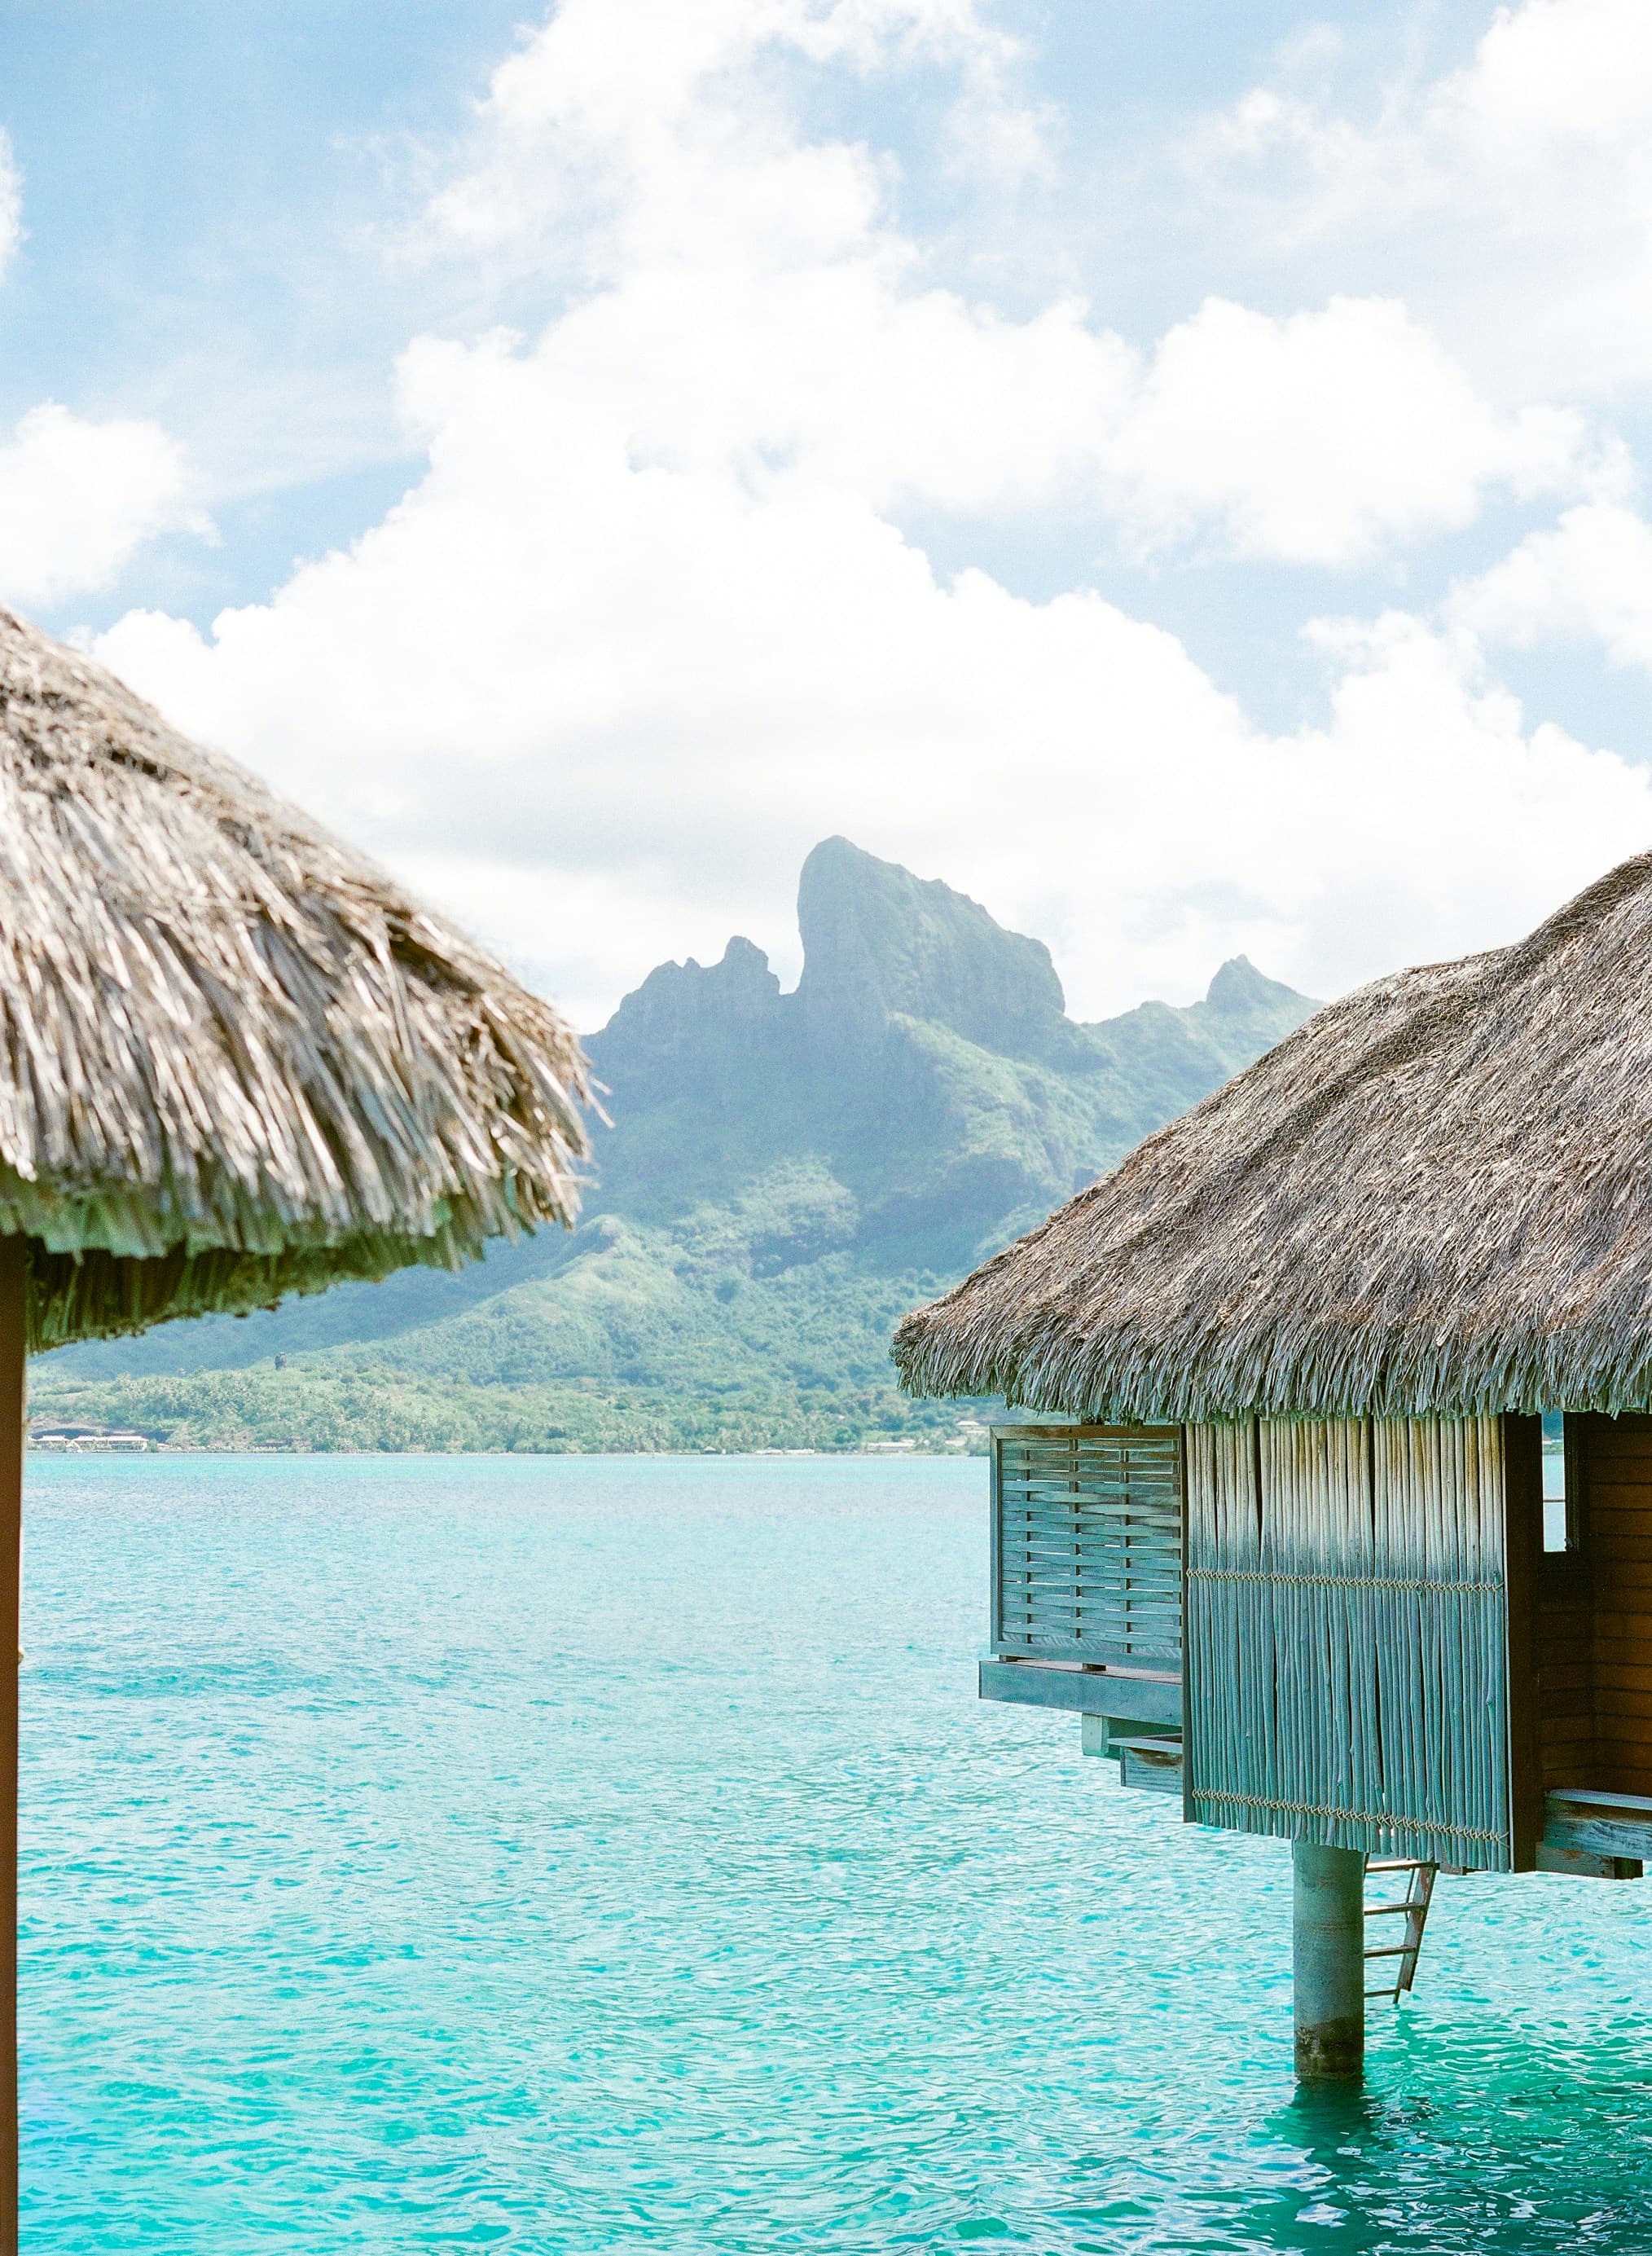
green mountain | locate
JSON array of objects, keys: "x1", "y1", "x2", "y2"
[{"x1": 33, "y1": 839, "x2": 1316, "y2": 1451}]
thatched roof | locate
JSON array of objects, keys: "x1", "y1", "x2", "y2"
[
  {"x1": 0, "y1": 607, "x2": 589, "y2": 1351},
  {"x1": 894, "y1": 851, "x2": 1652, "y2": 1422}
]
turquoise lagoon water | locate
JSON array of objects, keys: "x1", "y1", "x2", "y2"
[{"x1": 18, "y1": 1451, "x2": 1652, "y2": 2252}]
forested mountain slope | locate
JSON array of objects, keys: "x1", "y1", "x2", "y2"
[{"x1": 36, "y1": 840, "x2": 1316, "y2": 1450}]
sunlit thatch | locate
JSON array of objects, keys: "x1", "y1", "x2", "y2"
[
  {"x1": 894, "y1": 851, "x2": 1652, "y2": 1421},
  {"x1": 0, "y1": 608, "x2": 589, "y2": 1349}
]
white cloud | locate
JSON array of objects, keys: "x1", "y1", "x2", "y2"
[
  {"x1": 425, "y1": 0, "x2": 1045, "y2": 259},
  {"x1": 1107, "y1": 295, "x2": 1603, "y2": 565},
  {"x1": 1206, "y1": 0, "x2": 1652, "y2": 222},
  {"x1": 92, "y1": 385, "x2": 1652, "y2": 1031},
  {"x1": 1449, "y1": 0, "x2": 1652, "y2": 167},
  {"x1": 86, "y1": 0, "x2": 1652, "y2": 1029},
  {"x1": 0, "y1": 132, "x2": 20, "y2": 280},
  {"x1": 1453, "y1": 502, "x2": 1652, "y2": 673},
  {"x1": 444, "y1": 274, "x2": 1591, "y2": 566},
  {"x1": 1201, "y1": 0, "x2": 1652, "y2": 396},
  {"x1": 408, "y1": 3, "x2": 1601, "y2": 565},
  {"x1": 0, "y1": 402, "x2": 206, "y2": 609}
]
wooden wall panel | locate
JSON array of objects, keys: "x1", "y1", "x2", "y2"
[
  {"x1": 1524, "y1": 1404, "x2": 1597, "y2": 1791},
  {"x1": 1570, "y1": 1415, "x2": 1652, "y2": 1796}
]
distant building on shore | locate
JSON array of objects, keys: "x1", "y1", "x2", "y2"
[{"x1": 29, "y1": 1427, "x2": 152, "y2": 1453}]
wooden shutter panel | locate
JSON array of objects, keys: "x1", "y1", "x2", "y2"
[{"x1": 992, "y1": 1424, "x2": 1183, "y2": 1669}]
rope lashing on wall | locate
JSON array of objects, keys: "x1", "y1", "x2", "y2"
[
  {"x1": 1190, "y1": 1789, "x2": 1505, "y2": 1845},
  {"x1": 1186, "y1": 1568, "x2": 1504, "y2": 1595}
]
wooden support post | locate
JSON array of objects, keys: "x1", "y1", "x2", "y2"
[
  {"x1": 1292, "y1": 1843, "x2": 1364, "y2": 2082},
  {"x1": 0, "y1": 1239, "x2": 22, "y2": 2251},
  {"x1": 1501, "y1": 1414, "x2": 1543, "y2": 1871}
]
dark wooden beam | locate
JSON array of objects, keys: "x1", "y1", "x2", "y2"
[
  {"x1": 978, "y1": 1657, "x2": 1182, "y2": 1725},
  {"x1": 1544, "y1": 1788, "x2": 1652, "y2": 1862},
  {"x1": 1503, "y1": 1414, "x2": 1544, "y2": 1871},
  {"x1": 1535, "y1": 1843, "x2": 1641, "y2": 1880}
]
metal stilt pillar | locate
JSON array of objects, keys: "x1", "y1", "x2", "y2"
[{"x1": 1292, "y1": 1843, "x2": 1364, "y2": 2082}]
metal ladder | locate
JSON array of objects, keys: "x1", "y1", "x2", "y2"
[{"x1": 1363, "y1": 1857, "x2": 1437, "y2": 2002}]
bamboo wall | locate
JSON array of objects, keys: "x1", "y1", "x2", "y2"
[{"x1": 1184, "y1": 1417, "x2": 1514, "y2": 1871}]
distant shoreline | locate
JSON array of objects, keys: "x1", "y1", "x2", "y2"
[{"x1": 26, "y1": 1437, "x2": 990, "y2": 1460}]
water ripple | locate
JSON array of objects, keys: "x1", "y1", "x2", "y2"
[{"x1": 17, "y1": 1453, "x2": 1652, "y2": 2250}]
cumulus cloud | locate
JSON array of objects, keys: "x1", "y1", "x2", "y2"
[
  {"x1": 426, "y1": 0, "x2": 1047, "y2": 257},
  {"x1": 1201, "y1": 0, "x2": 1652, "y2": 395},
  {"x1": 0, "y1": 402, "x2": 205, "y2": 609},
  {"x1": 1206, "y1": 0, "x2": 1652, "y2": 225},
  {"x1": 0, "y1": 133, "x2": 20, "y2": 280},
  {"x1": 93, "y1": 360, "x2": 1652, "y2": 1030},
  {"x1": 88, "y1": 0, "x2": 1652, "y2": 1027},
  {"x1": 1454, "y1": 503, "x2": 1652, "y2": 674},
  {"x1": 410, "y1": 0, "x2": 1593, "y2": 565},
  {"x1": 1106, "y1": 295, "x2": 1603, "y2": 565}
]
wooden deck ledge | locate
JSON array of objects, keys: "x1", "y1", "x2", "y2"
[{"x1": 1542, "y1": 1788, "x2": 1652, "y2": 1870}]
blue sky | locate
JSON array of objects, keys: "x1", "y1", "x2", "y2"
[{"x1": 4, "y1": 1, "x2": 1651, "y2": 1026}]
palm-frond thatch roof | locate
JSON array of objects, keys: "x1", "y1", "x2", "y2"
[
  {"x1": 894, "y1": 851, "x2": 1652, "y2": 1422},
  {"x1": 0, "y1": 607, "x2": 589, "y2": 1350}
]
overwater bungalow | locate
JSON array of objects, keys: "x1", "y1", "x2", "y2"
[
  {"x1": 0, "y1": 607, "x2": 590, "y2": 2249},
  {"x1": 894, "y1": 852, "x2": 1652, "y2": 2080}
]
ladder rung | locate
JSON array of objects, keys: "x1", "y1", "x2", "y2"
[{"x1": 1363, "y1": 1855, "x2": 1436, "y2": 2001}]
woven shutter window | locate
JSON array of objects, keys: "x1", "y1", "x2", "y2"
[{"x1": 992, "y1": 1424, "x2": 1183, "y2": 1669}]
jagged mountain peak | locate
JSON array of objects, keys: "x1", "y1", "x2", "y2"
[
  {"x1": 582, "y1": 838, "x2": 1318, "y2": 1264},
  {"x1": 794, "y1": 837, "x2": 1065, "y2": 1059},
  {"x1": 1205, "y1": 954, "x2": 1305, "y2": 1019},
  {"x1": 42, "y1": 840, "x2": 1322, "y2": 1449},
  {"x1": 596, "y1": 837, "x2": 1073, "y2": 1071},
  {"x1": 595, "y1": 932, "x2": 783, "y2": 1066}
]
